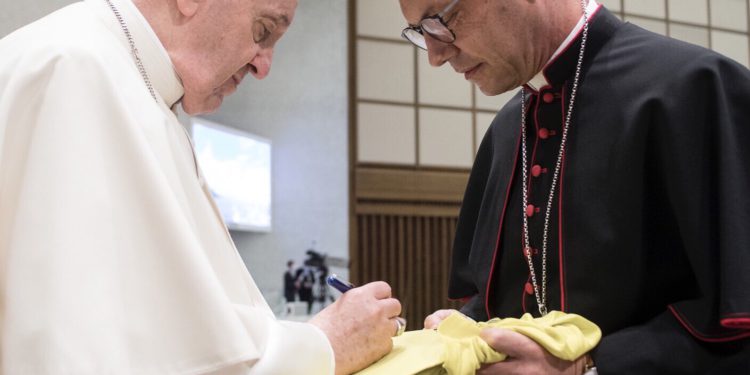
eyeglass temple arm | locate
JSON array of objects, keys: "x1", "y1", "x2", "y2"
[{"x1": 439, "y1": 0, "x2": 461, "y2": 17}]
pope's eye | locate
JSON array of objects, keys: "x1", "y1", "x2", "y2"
[{"x1": 253, "y1": 21, "x2": 271, "y2": 43}]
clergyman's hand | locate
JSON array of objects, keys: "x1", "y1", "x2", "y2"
[
  {"x1": 423, "y1": 309, "x2": 458, "y2": 329},
  {"x1": 309, "y1": 281, "x2": 401, "y2": 375},
  {"x1": 477, "y1": 328, "x2": 588, "y2": 375}
]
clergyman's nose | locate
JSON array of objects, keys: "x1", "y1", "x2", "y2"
[{"x1": 424, "y1": 35, "x2": 454, "y2": 67}]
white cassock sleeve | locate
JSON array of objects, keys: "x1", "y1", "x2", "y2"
[{"x1": 0, "y1": 12, "x2": 334, "y2": 375}]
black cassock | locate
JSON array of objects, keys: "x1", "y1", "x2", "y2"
[{"x1": 450, "y1": 7, "x2": 750, "y2": 374}]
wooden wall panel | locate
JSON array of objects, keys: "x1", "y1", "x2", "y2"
[
  {"x1": 351, "y1": 166, "x2": 469, "y2": 330},
  {"x1": 356, "y1": 166, "x2": 469, "y2": 203},
  {"x1": 352, "y1": 213, "x2": 463, "y2": 330}
]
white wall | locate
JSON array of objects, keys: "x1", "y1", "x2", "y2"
[
  {"x1": 0, "y1": 0, "x2": 73, "y2": 37},
  {"x1": 2, "y1": 0, "x2": 350, "y2": 312},
  {"x1": 201, "y1": 0, "x2": 350, "y2": 307}
]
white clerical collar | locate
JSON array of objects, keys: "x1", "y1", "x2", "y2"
[
  {"x1": 526, "y1": 0, "x2": 601, "y2": 91},
  {"x1": 86, "y1": 0, "x2": 184, "y2": 108}
]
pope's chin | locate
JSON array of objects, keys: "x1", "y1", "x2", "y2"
[{"x1": 180, "y1": 93, "x2": 224, "y2": 115}]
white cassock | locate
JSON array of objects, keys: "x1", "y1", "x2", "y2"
[{"x1": 0, "y1": 0, "x2": 334, "y2": 373}]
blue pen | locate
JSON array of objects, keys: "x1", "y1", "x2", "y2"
[
  {"x1": 326, "y1": 274, "x2": 407, "y2": 335},
  {"x1": 326, "y1": 274, "x2": 355, "y2": 293}
]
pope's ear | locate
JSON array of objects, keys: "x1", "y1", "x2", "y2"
[{"x1": 175, "y1": 0, "x2": 202, "y2": 17}]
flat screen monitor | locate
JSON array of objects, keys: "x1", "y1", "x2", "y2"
[{"x1": 191, "y1": 118, "x2": 272, "y2": 232}]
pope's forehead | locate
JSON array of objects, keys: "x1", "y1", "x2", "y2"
[
  {"x1": 253, "y1": 0, "x2": 297, "y2": 23},
  {"x1": 254, "y1": 0, "x2": 297, "y2": 13}
]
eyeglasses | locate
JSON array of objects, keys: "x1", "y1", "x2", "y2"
[{"x1": 401, "y1": 0, "x2": 461, "y2": 50}]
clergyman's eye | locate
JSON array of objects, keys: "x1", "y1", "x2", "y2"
[{"x1": 253, "y1": 21, "x2": 271, "y2": 43}]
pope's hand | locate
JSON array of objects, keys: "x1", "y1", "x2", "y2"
[
  {"x1": 477, "y1": 327, "x2": 587, "y2": 375},
  {"x1": 423, "y1": 309, "x2": 459, "y2": 329},
  {"x1": 309, "y1": 281, "x2": 401, "y2": 375}
]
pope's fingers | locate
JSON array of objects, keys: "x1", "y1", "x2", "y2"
[
  {"x1": 377, "y1": 296, "x2": 402, "y2": 318},
  {"x1": 392, "y1": 317, "x2": 407, "y2": 336},
  {"x1": 359, "y1": 281, "x2": 393, "y2": 299}
]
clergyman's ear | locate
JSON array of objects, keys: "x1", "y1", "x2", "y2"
[{"x1": 175, "y1": 0, "x2": 201, "y2": 17}]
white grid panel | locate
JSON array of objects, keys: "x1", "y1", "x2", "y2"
[
  {"x1": 418, "y1": 109, "x2": 474, "y2": 168},
  {"x1": 615, "y1": 0, "x2": 750, "y2": 67},
  {"x1": 668, "y1": 0, "x2": 708, "y2": 25},
  {"x1": 357, "y1": 40, "x2": 414, "y2": 103},
  {"x1": 357, "y1": 103, "x2": 416, "y2": 165},
  {"x1": 417, "y1": 52, "x2": 473, "y2": 107},
  {"x1": 711, "y1": 0, "x2": 749, "y2": 32}
]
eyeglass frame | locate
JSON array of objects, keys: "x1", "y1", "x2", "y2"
[{"x1": 401, "y1": 0, "x2": 462, "y2": 50}]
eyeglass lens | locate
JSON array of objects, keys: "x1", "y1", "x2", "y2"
[
  {"x1": 403, "y1": 28, "x2": 427, "y2": 49},
  {"x1": 421, "y1": 18, "x2": 454, "y2": 42}
]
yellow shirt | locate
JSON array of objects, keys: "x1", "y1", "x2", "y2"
[{"x1": 357, "y1": 311, "x2": 601, "y2": 375}]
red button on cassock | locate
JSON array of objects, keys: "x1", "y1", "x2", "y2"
[
  {"x1": 542, "y1": 92, "x2": 554, "y2": 103},
  {"x1": 531, "y1": 165, "x2": 542, "y2": 177},
  {"x1": 525, "y1": 282, "x2": 534, "y2": 295},
  {"x1": 526, "y1": 204, "x2": 535, "y2": 217},
  {"x1": 538, "y1": 128, "x2": 550, "y2": 139}
]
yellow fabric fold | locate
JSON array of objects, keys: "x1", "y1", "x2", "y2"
[{"x1": 356, "y1": 311, "x2": 601, "y2": 375}]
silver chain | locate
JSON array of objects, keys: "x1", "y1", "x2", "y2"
[
  {"x1": 520, "y1": 0, "x2": 589, "y2": 316},
  {"x1": 104, "y1": 0, "x2": 158, "y2": 102}
]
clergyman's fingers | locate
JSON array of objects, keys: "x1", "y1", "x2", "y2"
[
  {"x1": 480, "y1": 328, "x2": 536, "y2": 359},
  {"x1": 423, "y1": 309, "x2": 456, "y2": 329}
]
